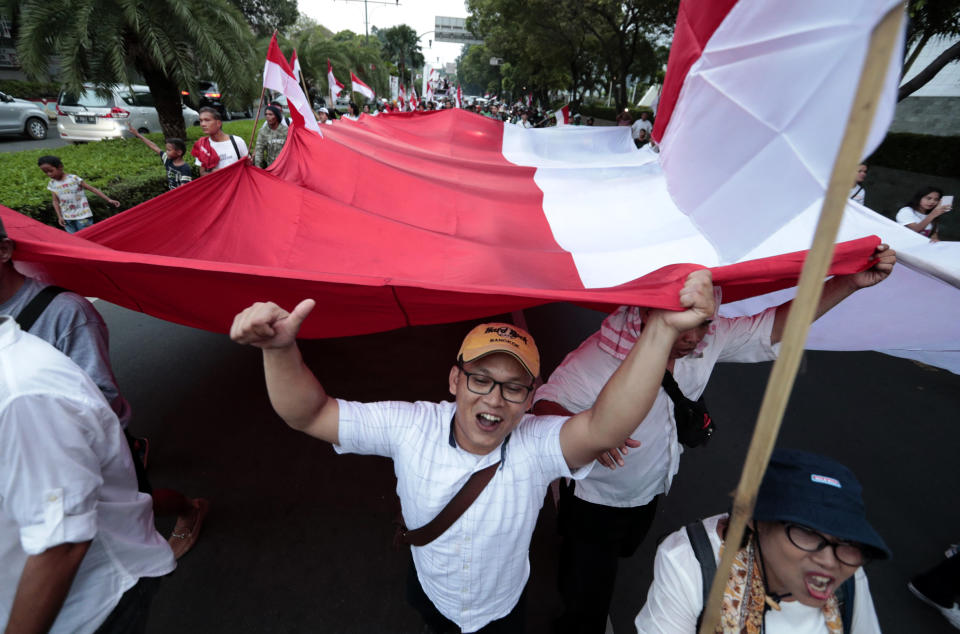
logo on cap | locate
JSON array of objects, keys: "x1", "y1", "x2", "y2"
[{"x1": 811, "y1": 474, "x2": 841, "y2": 488}]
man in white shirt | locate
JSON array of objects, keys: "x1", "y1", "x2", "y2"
[
  {"x1": 631, "y1": 111, "x2": 653, "y2": 146},
  {"x1": 194, "y1": 107, "x2": 248, "y2": 176},
  {"x1": 534, "y1": 244, "x2": 896, "y2": 634},
  {"x1": 0, "y1": 317, "x2": 175, "y2": 633},
  {"x1": 230, "y1": 270, "x2": 716, "y2": 633},
  {"x1": 634, "y1": 449, "x2": 888, "y2": 633}
]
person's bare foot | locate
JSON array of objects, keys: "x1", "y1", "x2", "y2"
[{"x1": 168, "y1": 498, "x2": 209, "y2": 560}]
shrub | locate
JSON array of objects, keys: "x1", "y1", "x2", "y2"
[
  {"x1": 0, "y1": 120, "x2": 254, "y2": 223},
  {"x1": 867, "y1": 132, "x2": 960, "y2": 179},
  {"x1": 576, "y1": 105, "x2": 653, "y2": 123},
  {"x1": 0, "y1": 80, "x2": 60, "y2": 100}
]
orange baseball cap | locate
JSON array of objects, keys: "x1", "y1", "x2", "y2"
[{"x1": 458, "y1": 322, "x2": 540, "y2": 379}]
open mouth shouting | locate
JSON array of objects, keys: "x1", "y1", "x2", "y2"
[
  {"x1": 804, "y1": 573, "x2": 836, "y2": 601},
  {"x1": 476, "y1": 412, "x2": 503, "y2": 432}
]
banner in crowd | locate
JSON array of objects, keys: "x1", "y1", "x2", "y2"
[{"x1": 390, "y1": 76, "x2": 399, "y2": 101}]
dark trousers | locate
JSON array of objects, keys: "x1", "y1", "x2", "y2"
[
  {"x1": 406, "y1": 556, "x2": 527, "y2": 633},
  {"x1": 555, "y1": 482, "x2": 659, "y2": 634},
  {"x1": 94, "y1": 576, "x2": 162, "y2": 634}
]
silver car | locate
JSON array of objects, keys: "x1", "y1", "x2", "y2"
[
  {"x1": 57, "y1": 84, "x2": 200, "y2": 142},
  {"x1": 0, "y1": 91, "x2": 49, "y2": 139}
]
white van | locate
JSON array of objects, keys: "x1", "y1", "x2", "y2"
[{"x1": 57, "y1": 84, "x2": 200, "y2": 142}]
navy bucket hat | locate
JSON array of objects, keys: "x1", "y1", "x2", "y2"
[{"x1": 754, "y1": 449, "x2": 891, "y2": 560}]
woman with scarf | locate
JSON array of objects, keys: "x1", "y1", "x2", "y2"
[
  {"x1": 634, "y1": 449, "x2": 888, "y2": 633},
  {"x1": 192, "y1": 107, "x2": 249, "y2": 176}
]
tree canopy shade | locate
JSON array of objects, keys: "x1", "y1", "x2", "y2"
[
  {"x1": 374, "y1": 24, "x2": 424, "y2": 88},
  {"x1": 228, "y1": 0, "x2": 298, "y2": 37},
  {"x1": 467, "y1": 0, "x2": 675, "y2": 109},
  {"x1": 899, "y1": 0, "x2": 960, "y2": 100},
  {"x1": 13, "y1": 0, "x2": 258, "y2": 139}
]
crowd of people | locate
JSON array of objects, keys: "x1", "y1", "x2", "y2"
[{"x1": 8, "y1": 89, "x2": 958, "y2": 633}]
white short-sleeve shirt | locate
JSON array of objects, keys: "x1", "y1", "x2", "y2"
[
  {"x1": 195, "y1": 135, "x2": 248, "y2": 171},
  {"x1": 334, "y1": 398, "x2": 592, "y2": 632},
  {"x1": 895, "y1": 206, "x2": 932, "y2": 236},
  {"x1": 0, "y1": 317, "x2": 174, "y2": 633},
  {"x1": 634, "y1": 514, "x2": 882, "y2": 633},
  {"x1": 535, "y1": 308, "x2": 780, "y2": 507}
]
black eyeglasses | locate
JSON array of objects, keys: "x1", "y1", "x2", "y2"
[
  {"x1": 783, "y1": 524, "x2": 868, "y2": 567},
  {"x1": 457, "y1": 364, "x2": 534, "y2": 404}
]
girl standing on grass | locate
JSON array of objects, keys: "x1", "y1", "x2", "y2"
[
  {"x1": 37, "y1": 155, "x2": 120, "y2": 233},
  {"x1": 128, "y1": 125, "x2": 194, "y2": 189}
]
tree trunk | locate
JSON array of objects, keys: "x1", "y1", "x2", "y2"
[
  {"x1": 898, "y1": 39, "x2": 960, "y2": 101},
  {"x1": 138, "y1": 61, "x2": 187, "y2": 139}
]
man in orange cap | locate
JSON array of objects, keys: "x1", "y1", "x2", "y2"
[{"x1": 229, "y1": 269, "x2": 715, "y2": 633}]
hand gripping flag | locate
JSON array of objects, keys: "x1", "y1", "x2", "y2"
[
  {"x1": 262, "y1": 34, "x2": 320, "y2": 133},
  {"x1": 350, "y1": 72, "x2": 375, "y2": 101},
  {"x1": 327, "y1": 59, "x2": 345, "y2": 98}
]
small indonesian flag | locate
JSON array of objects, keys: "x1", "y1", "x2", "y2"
[
  {"x1": 554, "y1": 104, "x2": 571, "y2": 126},
  {"x1": 262, "y1": 33, "x2": 320, "y2": 133},
  {"x1": 351, "y1": 72, "x2": 375, "y2": 101},
  {"x1": 409, "y1": 87, "x2": 418, "y2": 110},
  {"x1": 398, "y1": 84, "x2": 405, "y2": 110},
  {"x1": 290, "y1": 49, "x2": 301, "y2": 80},
  {"x1": 327, "y1": 59, "x2": 344, "y2": 98},
  {"x1": 456, "y1": 85, "x2": 462, "y2": 108}
]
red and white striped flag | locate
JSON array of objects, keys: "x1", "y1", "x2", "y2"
[
  {"x1": 327, "y1": 59, "x2": 344, "y2": 98},
  {"x1": 290, "y1": 49, "x2": 301, "y2": 80},
  {"x1": 398, "y1": 84, "x2": 405, "y2": 110},
  {"x1": 456, "y1": 85, "x2": 462, "y2": 109},
  {"x1": 350, "y1": 72, "x2": 375, "y2": 101},
  {"x1": 526, "y1": 93, "x2": 532, "y2": 108},
  {"x1": 409, "y1": 87, "x2": 419, "y2": 110},
  {"x1": 553, "y1": 104, "x2": 571, "y2": 126},
  {"x1": 262, "y1": 33, "x2": 320, "y2": 133}
]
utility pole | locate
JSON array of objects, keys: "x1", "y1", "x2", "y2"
[{"x1": 334, "y1": 0, "x2": 400, "y2": 42}]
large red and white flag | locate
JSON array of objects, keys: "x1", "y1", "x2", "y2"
[
  {"x1": 5, "y1": 0, "x2": 956, "y2": 373},
  {"x1": 327, "y1": 59, "x2": 344, "y2": 98},
  {"x1": 262, "y1": 34, "x2": 320, "y2": 133},
  {"x1": 653, "y1": 0, "x2": 904, "y2": 262},
  {"x1": 350, "y1": 72, "x2": 375, "y2": 101},
  {"x1": 553, "y1": 104, "x2": 571, "y2": 126}
]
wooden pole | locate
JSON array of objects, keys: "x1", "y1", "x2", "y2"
[
  {"x1": 697, "y1": 5, "x2": 905, "y2": 632},
  {"x1": 247, "y1": 84, "x2": 268, "y2": 155}
]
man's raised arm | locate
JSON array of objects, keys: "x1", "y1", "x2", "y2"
[
  {"x1": 230, "y1": 299, "x2": 340, "y2": 443},
  {"x1": 559, "y1": 270, "x2": 716, "y2": 469}
]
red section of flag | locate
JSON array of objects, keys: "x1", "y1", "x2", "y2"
[
  {"x1": 652, "y1": 0, "x2": 738, "y2": 142},
  {"x1": 0, "y1": 110, "x2": 879, "y2": 339}
]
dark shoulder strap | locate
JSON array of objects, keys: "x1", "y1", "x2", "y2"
[
  {"x1": 837, "y1": 575, "x2": 856, "y2": 632},
  {"x1": 401, "y1": 461, "x2": 500, "y2": 547},
  {"x1": 661, "y1": 370, "x2": 686, "y2": 404},
  {"x1": 14, "y1": 286, "x2": 67, "y2": 331},
  {"x1": 687, "y1": 521, "x2": 717, "y2": 630},
  {"x1": 229, "y1": 135, "x2": 242, "y2": 159}
]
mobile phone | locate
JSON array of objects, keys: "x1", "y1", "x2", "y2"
[{"x1": 942, "y1": 195, "x2": 953, "y2": 209}]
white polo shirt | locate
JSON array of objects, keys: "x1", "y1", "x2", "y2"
[
  {"x1": 535, "y1": 307, "x2": 779, "y2": 507},
  {"x1": 334, "y1": 398, "x2": 592, "y2": 633},
  {"x1": 0, "y1": 317, "x2": 175, "y2": 633}
]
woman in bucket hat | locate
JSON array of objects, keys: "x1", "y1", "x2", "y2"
[{"x1": 635, "y1": 449, "x2": 889, "y2": 633}]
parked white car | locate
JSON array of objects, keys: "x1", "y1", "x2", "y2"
[
  {"x1": 57, "y1": 84, "x2": 200, "y2": 142},
  {"x1": 0, "y1": 91, "x2": 49, "y2": 139}
]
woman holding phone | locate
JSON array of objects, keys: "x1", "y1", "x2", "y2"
[{"x1": 896, "y1": 186, "x2": 951, "y2": 242}]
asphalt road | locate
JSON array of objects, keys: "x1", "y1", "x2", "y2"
[
  {"x1": 0, "y1": 132, "x2": 67, "y2": 153},
  {"x1": 92, "y1": 300, "x2": 959, "y2": 633}
]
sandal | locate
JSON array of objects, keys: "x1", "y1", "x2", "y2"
[{"x1": 168, "y1": 498, "x2": 209, "y2": 560}]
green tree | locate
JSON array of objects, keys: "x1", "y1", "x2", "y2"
[
  {"x1": 580, "y1": 0, "x2": 677, "y2": 111},
  {"x1": 13, "y1": 0, "x2": 257, "y2": 138},
  {"x1": 458, "y1": 44, "x2": 501, "y2": 96},
  {"x1": 899, "y1": 0, "x2": 960, "y2": 100},
  {"x1": 291, "y1": 27, "x2": 390, "y2": 104},
  {"x1": 375, "y1": 24, "x2": 424, "y2": 88},
  {"x1": 229, "y1": 0, "x2": 298, "y2": 37}
]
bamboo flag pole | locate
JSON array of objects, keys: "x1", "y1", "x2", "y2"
[
  {"x1": 247, "y1": 84, "x2": 267, "y2": 155},
  {"x1": 697, "y1": 5, "x2": 904, "y2": 633}
]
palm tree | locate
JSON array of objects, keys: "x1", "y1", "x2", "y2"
[
  {"x1": 375, "y1": 24, "x2": 424, "y2": 89},
  {"x1": 14, "y1": 0, "x2": 257, "y2": 138}
]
